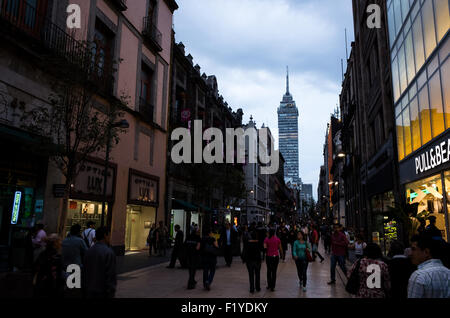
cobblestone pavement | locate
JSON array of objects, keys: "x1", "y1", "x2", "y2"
[{"x1": 116, "y1": 245, "x2": 351, "y2": 298}]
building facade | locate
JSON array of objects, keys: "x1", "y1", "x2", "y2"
[
  {"x1": 0, "y1": 0, "x2": 178, "y2": 261},
  {"x1": 167, "y1": 42, "x2": 245, "y2": 236},
  {"x1": 278, "y1": 68, "x2": 300, "y2": 185},
  {"x1": 388, "y1": 0, "x2": 450, "y2": 242}
]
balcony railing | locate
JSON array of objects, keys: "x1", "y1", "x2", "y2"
[
  {"x1": 139, "y1": 97, "x2": 154, "y2": 123},
  {"x1": 142, "y1": 17, "x2": 162, "y2": 52},
  {"x1": 0, "y1": 0, "x2": 114, "y2": 94}
]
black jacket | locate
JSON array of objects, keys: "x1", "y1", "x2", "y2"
[{"x1": 387, "y1": 256, "x2": 416, "y2": 298}]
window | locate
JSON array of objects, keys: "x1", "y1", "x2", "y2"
[
  {"x1": 428, "y1": 70, "x2": 445, "y2": 137},
  {"x1": 92, "y1": 20, "x2": 115, "y2": 77},
  {"x1": 140, "y1": 65, "x2": 153, "y2": 103},
  {"x1": 434, "y1": 0, "x2": 450, "y2": 42},
  {"x1": 396, "y1": 114, "x2": 405, "y2": 160},
  {"x1": 410, "y1": 96, "x2": 421, "y2": 151},
  {"x1": 422, "y1": 0, "x2": 437, "y2": 59},
  {"x1": 405, "y1": 30, "x2": 416, "y2": 84},
  {"x1": 412, "y1": 13, "x2": 426, "y2": 73},
  {"x1": 442, "y1": 57, "x2": 450, "y2": 129},
  {"x1": 418, "y1": 86, "x2": 432, "y2": 145},
  {"x1": 403, "y1": 107, "x2": 412, "y2": 155}
]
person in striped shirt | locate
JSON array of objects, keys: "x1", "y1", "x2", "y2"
[{"x1": 407, "y1": 234, "x2": 450, "y2": 298}]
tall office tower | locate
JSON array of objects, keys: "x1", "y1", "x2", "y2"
[{"x1": 278, "y1": 67, "x2": 300, "y2": 185}]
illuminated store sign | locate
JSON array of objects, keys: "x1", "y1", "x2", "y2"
[
  {"x1": 415, "y1": 139, "x2": 450, "y2": 175},
  {"x1": 11, "y1": 191, "x2": 22, "y2": 225}
]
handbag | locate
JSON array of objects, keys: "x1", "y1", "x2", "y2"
[
  {"x1": 345, "y1": 259, "x2": 361, "y2": 295},
  {"x1": 305, "y1": 248, "x2": 313, "y2": 262}
]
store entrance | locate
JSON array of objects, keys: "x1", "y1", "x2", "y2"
[{"x1": 125, "y1": 205, "x2": 156, "y2": 251}]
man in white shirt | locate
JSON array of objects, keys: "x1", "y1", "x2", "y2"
[
  {"x1": 82, "y1": 221, "x2": 96, "y2": 247},
  {"x1": 408, "y1": 235, "x2": 450, "y2": 298}
]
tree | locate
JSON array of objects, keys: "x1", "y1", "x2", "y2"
[{"x1": 20, "y1": 56, "x2": 129, "y2": 235}]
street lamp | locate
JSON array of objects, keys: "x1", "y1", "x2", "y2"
[
  {"x1": 244, "y1": 189, "x2": 254, "y2": 225},
  {"x1": 101, "y1": 119, "x2": 130, "y2": 227}
]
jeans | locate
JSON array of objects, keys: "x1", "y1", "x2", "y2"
[
  {"x1": 203, "y1": 262, "x2": 216, "y2": 286},
  {"x1": 295, "y1": 259, "x2": 309, "y2": 287},
  {"x1": 312, "y1": 244, "x2": 324, "y2": 261},
  {"x1": 246, "y1": 260, "x2": 261, "y2": 291},
  {"x1": 266, "y1": 256, "x2": 279, "y2": 289},
  {"x1": 330, "y1": 254, "x2": 347, "y2": 281}
]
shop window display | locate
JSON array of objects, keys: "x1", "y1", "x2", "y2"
[
  {"x1": 406, "y1": 174, "x2": 448, "y2": 241},
  {"x1": 66, "y1": 200, "x2": 108, "y2": 236},
  {"x1": 370, "y1": 191, "x2": 397, "y2": 255}
]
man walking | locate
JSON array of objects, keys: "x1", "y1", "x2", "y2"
[
  {"x1": 408, "y1": 234, "x2": 450, "y2": 298},
  {"x1": 328, "y1": 224, "x2": 349, "y2": 285},
  {"x1": 84, "y1": 227, "x2": 117, "y2": 298},
  {"x1": 82, "y1": 221, "x2": 96, "y2": 248},
  {"x1": 156, "y1": 221, "x2": 169, "y2": 257},
  {"x1": 219, "y1": 223, "x2": 237, "y2": 267},
  {"x1": 167, "y1": 224, "x2": 184, "y2": 268}
]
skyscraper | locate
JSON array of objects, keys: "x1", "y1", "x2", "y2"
[{"x1": 278, "y1": 67, "x2": 300, "y2": 185}]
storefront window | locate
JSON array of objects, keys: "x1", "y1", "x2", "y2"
[
  {"x1": 406, "y1": 174, "x2": 448, "y2": 241},
  {"x1": 443, "y1": 171, "x2": 450, "y2": 242},
  {"x1": 370, "y1": 192, "x2": 396, "y2": 255},
  {"x1": 66, "y1": 200, "x2": 108, "y2": 236},
  {"x1": 403, "y1": 107, "x2": 412, "y2": 155}
]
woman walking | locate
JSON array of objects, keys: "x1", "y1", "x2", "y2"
[
  {"x1": 201, "y1": 227, "x2": 219, "y2": 291},
  {"x1": 347, "y1": 243, "x2": 391, "y2": 298},
  {"x1": 293, "y1": 231, "x2": 312, "y2": 291},
  {"x1": 242, "y1": 229, "x2": 262, "y2": 293},
  {"x1": 351, "y1": 235, "x2": 367, "y2": 260},
  {"x1": 264, "y1": 228, "x2": 284, "y2": 292}
]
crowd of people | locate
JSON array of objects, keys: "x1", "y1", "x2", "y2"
[
  {"x1": 169, "y1": 220, "x2": 449, "y2": 298},
  {"x1": 28, "y1": 217, "x2": 450, "y2": 298},
  {"x1": 30, "y1": 223, "x2": 117, "y2": 298}
]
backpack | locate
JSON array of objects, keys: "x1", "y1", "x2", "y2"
[{"x1": 83, "y1": 229, "x2": 93, "y2": 247}]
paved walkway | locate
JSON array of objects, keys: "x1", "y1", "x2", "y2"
[{"x1": 116, "y1": 245, "x2": 350, "y2": 298}]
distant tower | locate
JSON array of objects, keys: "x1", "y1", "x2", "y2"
[{"x1": 277, "y1": 67, "x2": 300, "y2": 185}]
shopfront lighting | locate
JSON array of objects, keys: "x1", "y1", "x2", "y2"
[{"x1": 338, "y1": 152, "x2": 345, "y2": 158}]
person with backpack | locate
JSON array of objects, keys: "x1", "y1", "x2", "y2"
[
  {"x1": 201, "y1": 227, "x2": 219, "y2": 291},
  {"x1": 82, "y1": 221, "x2": 96, "y2": 248}
]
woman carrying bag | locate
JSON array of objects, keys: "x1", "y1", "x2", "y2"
[{"x1": 292, "y1": 231, "x2": 312, "y2": 292}]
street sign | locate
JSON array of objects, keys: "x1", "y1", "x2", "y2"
[
  {"x1": 53, "y1": 184, "x2": 66, "y2": 198},
  {"x1": 11, "y1": 191, "x2": 22, "y2": 225}
]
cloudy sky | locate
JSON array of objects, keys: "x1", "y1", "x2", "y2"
[{"x1": 173, "y1": 0, "x2": 354, "y2": 200}]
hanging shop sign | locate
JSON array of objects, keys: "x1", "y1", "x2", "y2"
[
  {"x1": 128, "y1": 169, "x2": 159, "y2": 206},
  {"x1": 11, "y1": 191, "x2": 22, "y2": 225},
  {"x1": 72, "y1": 160, "x2": 115, "y2": 198},
  {"x1": 399, "y1": 130, "x2": 450, "y2": 184}
]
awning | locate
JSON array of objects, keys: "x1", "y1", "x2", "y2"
[
  {"x1": 196, "y1": 203, "x2": 213, "y2": 213},
  {"x1": 172, "y1": 199, "x2": 198, "y2": 211}
]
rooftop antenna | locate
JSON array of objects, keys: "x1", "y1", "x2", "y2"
[{"x1": 286, "y1": 66, "x2": 290, "y2": 94}]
